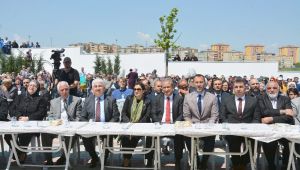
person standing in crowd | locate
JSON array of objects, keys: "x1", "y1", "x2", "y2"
[
  {"x1": 220, "y1": 77, "x2": 260, "y2": 170},
  {"x1": 42, "y1": 81, "x2": 82, "y2": 165},
  {"x1": 151, "y1": 78, "x2": 184, "y2": 170},
  {"x1": 258, "y1": 81, "x2": 294, "y2": 170},
  {"x1": 80, "y1": 79, "x2": 120, "y2": 168},
  {"x1": 120, "y1": 82, "x2": 152, "y2": 167},
  {"x1": 0, "y1": 78, "x2": 18, "y2": 113},
  {"x1": 147, "y1": 79, "x2": 162, "y2": 101},
  {"x1": 111, "y1": 77, "x2": 133, "y2": 100},
  {"x1": 246, "y1": 78, "x2": 263, "y2": 97},
  {"x1": 11, "y1": 80, "x2": 47, "y2": 163},
  {"x1": 55, "y1": 57, "x2": 80, "y2": 96},
  {"x1": 127, "y1": 68, "x2": 138, "y2": 89},
  {"x1": 183, "y1": 74, "x2": 219, "y2": 170},
  {"x1": 177, "y1": 79, "x2": 190, "y2": 97}
]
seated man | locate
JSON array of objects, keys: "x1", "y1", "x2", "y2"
[
  {"x1": 151, "y1": 78, "x2": 184, "y2": 170},
  {"x1": 258, "y1": 81, "x2": 294, "y2": 170},
  {"x1": 183, "y1": 74, "x2": 219, "y2": 170},
  {"x1": 41, "y1": 81, "x2": 82, "y2": 165},
  {"x1": 220, "y1": 77, "x2": 260, "y2": 170},
  {"x1": 80, "y1": 78, "x2": 120, "y2": 168}
]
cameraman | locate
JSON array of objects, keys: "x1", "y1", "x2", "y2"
[{"x1": 55, "y1": 57, "x2": 80, "y2": 96}]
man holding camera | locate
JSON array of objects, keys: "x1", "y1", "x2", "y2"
[{"x1": 55, "y1": 57, "x2": 80, "y2": 96}]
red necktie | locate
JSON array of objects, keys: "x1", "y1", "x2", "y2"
[
  {"x1": 238, "y1": 98, "x2": 243, "y2": 119},
  {"x1": 166, "y1": 97, "x2": 171, "y2": 124},
  {"x1": 96, "y1": 97, "x2": 101, "y2": 122}
]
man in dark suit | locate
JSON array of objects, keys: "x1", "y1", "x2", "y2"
[
  {"x1": 80, "y1": 78, "x2": 120, "y2": 168},
  {"x1": 220, "y1": 77, "x2": 261, "y2": 170},
  {"x1": 42, "y1": 81, "x2": 82, "y2": 165},
  {"x1": 258, "y1": 81, "x2": 294, "y2": 170},
  {"x1": 209, "y1": 78, "x2": 230, "y2": 122},
  {"x1": 147, "y1": 79, "x2": 162, "y2": 101},
  {"x1": 183, "y1": 74, "x2": 219, "y2": 170},
  {"x1": 151, "y1": 78, "x2": 184, "y2": 170}
]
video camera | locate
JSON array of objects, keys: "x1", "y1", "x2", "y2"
[{"x1": 50, "y1": 48, "x2": 65, "y2": 79}]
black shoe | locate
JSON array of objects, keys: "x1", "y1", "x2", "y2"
[
  {"x1": 162, "y1": 146, "x2": 170, "y2": 155},
  {"x1": 55, "y1": 156, "x2": 66, "y2": 165},
  {"x1": 88, "y1": 158, "x2": 99, "y2": 168},
  {"x1": 146, "y1": 158, "x2": 153, "y2": 167}
]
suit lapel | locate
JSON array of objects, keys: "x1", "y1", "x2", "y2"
[
  {"x1": 104, "y1": 96, "x2": 108, "y2": 122},
  {"x1": 90, "y1": 95, "x2": 96, "y2": 119},
  {"x1": 192, "y1": 92, "x2": 200, "y2": 115},
  {"x1": 67, "y1": 96, "x2": 73, "y2": 118},
  {"x1": 172, "y1": 94, "x2": 177, "y2": 120}
]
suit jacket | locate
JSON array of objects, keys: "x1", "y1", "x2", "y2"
[
  {"x1": 183, "y1": 91, "x2": 219, "y2": 123},
  {"x1": 121, "y1": 95, "x2": 151, "y2": 123},
  {"x1": 80, "y1": 94, "x2": 120, "y2": 122},
  {"x1": 258, "y1": 94, "x2": 294, "y2": 124},
  {"x1": 49, "y1": 95, "x2": 82, "y2": 121},
  {"x1": 220, "y1": 95, "x2": 261, "y2": 123},
  {"x1": 151, "y1": 93, "x2": 183, "y2": 123}
]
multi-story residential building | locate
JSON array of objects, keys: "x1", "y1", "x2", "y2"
[
  {"x1": 244, "y1": 44, "x2": 265, "y2": 61},
  {"x1": 279, "y1": 45, "x2": 300, "y2": 64},
  {"x1": 210, "y1": 43, "x2": 230, "y2": 61}
]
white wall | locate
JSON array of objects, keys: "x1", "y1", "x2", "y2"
[{"x1": 11, "y1": 47, "x2": 300, "y2": 79}]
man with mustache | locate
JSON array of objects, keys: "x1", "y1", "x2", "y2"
[{"x1": 258, "y1": 81, "x2": 294, "y2": 170}]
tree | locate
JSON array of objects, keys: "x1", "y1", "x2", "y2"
[
  {"x1": 30, "y1": 57, "x2": 36, "y2": 74},
  {"x1": 7, "y1": 55, "x2": 16, "y2": 73},
  {"x1": 113, "y1": 54, "x2": 121, "y2": 75},
  {"x1": 107, "y1": 57, "x2": 113, "y2": 75},
  {"x1": 36, "y1": 56, "x2": 44, "y2": 73},
  {"x1": 94, "y1": 55, "x2": 101, "y2": 74},
  {"x1": 100, "y1": 57, "x2": 107, "y2": 74},
  {"x1": 0, "y1": 53, "x2": 7, "y2": 73},
  {"x1": 154, "y1": 8, "x2": 179, "y2": 76}
]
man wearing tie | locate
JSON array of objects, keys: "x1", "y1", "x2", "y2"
[
  {"x1": 80, "y1": 78, "x2": 120, "y2": 168},
  {"x1": 258, "y1": 81, "x2": 294, "y2": 170},
  {"x1": 42, "y1": 81, "x2": 82, "y2": 165},
  {"x1": 220, "y1": 77, "x2": 261, "y2": 170},
  {"x1": 183, "y1": 74, "x2": 219, "y2": 170},
  {"x1": 151, "y1": 78, "x2": 184, "y2": 170},
  {"x1": 209, "y1": 78, "x2": 230, "y2": 123}
]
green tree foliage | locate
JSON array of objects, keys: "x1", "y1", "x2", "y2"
[
  {"x1": 94, "y1": 55, "x2": 101, "y2": 74},
  {"x1": 113, "y1": 54, "x2": 121, "y2": 75},
  {"x1": 154, "y1": 8, "x2": 179, "y2": 76},
  {"x1": 36, "y1": 56, "x2": 44, "y2": 73},
  {"x1": 100, "y1": 57, "x2": 107, "y2": 74},
  {"x1": 107, "y1": 57, "x2": 113, "y2": 75}
]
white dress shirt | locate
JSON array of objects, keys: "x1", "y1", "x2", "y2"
[{"x1": 235, "y1": 95, "x2": 246, "y2": 113}]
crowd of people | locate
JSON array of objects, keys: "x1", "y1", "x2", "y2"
[
  {"x1": 0, "y1": 36, "x2": 41, "y2": 55},
  {"x1": 1, "y1": 56, "x2": 300, "y2": 170}
]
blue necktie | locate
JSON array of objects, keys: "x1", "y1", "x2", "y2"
[{"x1": 198, "y1": 94, "x2": 202, "y2": 115}]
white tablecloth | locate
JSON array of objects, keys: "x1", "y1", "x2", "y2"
[
  {"x1": 76, "y1": 122, "x2": 175, "y2": 138},
  {"x1": 0, "y1": 121, "x2": 87, "y2": 136}
]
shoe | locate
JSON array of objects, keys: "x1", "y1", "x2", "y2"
[
  {"x1": 146, "y1": 158, "x2": 153, "y2": 167},
  {"x1": 122, "y1": 158, "x2": 131, "y2": 167},
  {"x1": 162, "y1": 145, "x2": 170, "y2": 155},
  {"x1": 55, "y1": 156, "x2": 66, "y2": 165},
  {"x1": 18, "y1": 153, "x2": 27, "y2": 164},
  {"x1": 88, "y1": 157, "x2": 99, "y2": 168},
  {"x1": 43, "y1": 160, "x2": 54, "y2": 165}
]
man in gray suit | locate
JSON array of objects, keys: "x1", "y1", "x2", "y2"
[
  {"x1": 42, "y1": 81, "x2": 82, "y2": 165},
  {"x1": 80, "y1": 78, "x2": 120, "y2": 168},
  {"x1": 183, "y1": 74, "x2": 219, "y2": 170}
]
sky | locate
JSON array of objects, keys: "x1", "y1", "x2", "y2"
[{"x1": 1, "y1": 0, "x2": 299, "y2": 52}]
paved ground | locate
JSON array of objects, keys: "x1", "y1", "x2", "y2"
[{"x1": 0, "y1": 137, "x2": 288, "y2": 170}]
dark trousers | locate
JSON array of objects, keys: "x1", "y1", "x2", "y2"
[
  {"x1": 41, "y1": 133, "x2": 77, "y2": 161},
  {"x1": 82, "y1": 136, "x2": 113, "y2": 161},
  {"x1": 121, "y1": 136, "x2": 153, "y2": 159},
  {"x1": 262, "y1": 138, "x2": 290, "y2": 170},
  {"x1": 17, "y1": 133, "x2": 40, "y2": 154},
  {"x1": 225, "y1": 136, "x2": 253, "y2": 167},
  {"x1": 186, "y1": 136, "x2": 216, "y2": 165}
]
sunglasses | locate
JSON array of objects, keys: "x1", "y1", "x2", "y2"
[{"x1": 267, "y1": 87, "x2": 278, "y2": 90}]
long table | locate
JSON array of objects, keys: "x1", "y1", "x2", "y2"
[{"x1": 1, "y1": 121, "x2": 300, "y2": 170}]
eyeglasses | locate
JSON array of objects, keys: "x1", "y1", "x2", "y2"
[
  {"x1": 23, "y1": 82, "x2": 30, "y2": 84},
  {"x1": 267, "y1": 87, "x2": 278, "y2": 90},
  {"x1": 134, "y1": 88, "x2": 142, "y2": 91}
]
